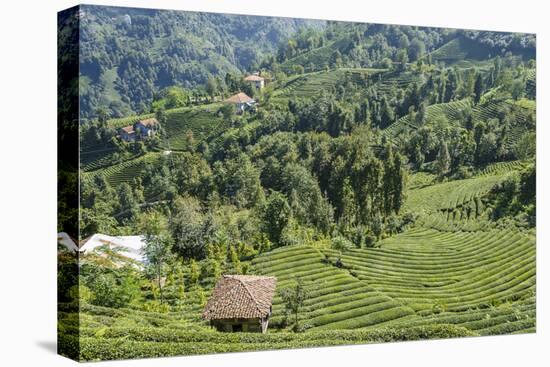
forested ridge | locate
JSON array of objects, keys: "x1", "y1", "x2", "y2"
[
  {"x1": 59, "y1": 6, "x2": 536, "y2": 360},
  {"x1": 78, "y1": 5, "x2": 324, "y2": 118}
]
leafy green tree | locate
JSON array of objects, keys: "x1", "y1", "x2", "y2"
[
  {"x1": 510, "y1": 79, "x2": 525, "y2": 100},
  {"x1": 476, "y1": 133, "x2": 498, "y2": 165},
  {"x1": 474, "y1": 73, "x2": 484, "y2": 104},
  {"x1": 117, "y1": 183, "x2": 138, "y2": 220},
  {"x1": 396, "y1": 49, "x2": 408, "y2": 71},
  {"x1": 170, "y1": 196, "x2": 216, "y2": 260},
  {"x1": 229, "y1": 245, "x2": 242, "y2": 274},
  {"x1": 380, "y1": 96, "x2": 395, "y2": 128},
  {"x1": 139, "y1": 211, "x2": 173, "y2": 303},
  {"x1": 163, "y1": 86, "x2": 190, "y2": 109},
  {"x1": 280, "y1": 278, "x2": 309, "y2": 332},
  {"x1": 262, "y1": 191, "x2": 291, "y2": 246},
  {"x1": 436, "y1": 139, "x2": 451, "y2": 178},
  {"x1": 96, "y1": 107, "x2": 110, "y2": 127},
  {"x1": 340, "y1": 178, "x2": 357, "y2": 231},
  {"x1": 282, "y1": 164, "x2": 333, "y2": 234},
  {"x1": 515, "y1": 131, "x2": 536, "y2": 160},
  {"x1": 415, "y1": 102, "x2": 426, "y2": 126},
  {"x1": 87, "y1": 271, "x2": 141, "y2": 308},
  {"x1": 220, "y1": 103, "x2": 235, "y2": 123},
  {"x1": 408, "y1": 39, "x2": 426, "y2": 61},
  {"x1": 206, "y1": 77, "x2": 218, "y2": 102},
  {"x1": 391, "y1": 152, "x2": 406, "y2": 214}
]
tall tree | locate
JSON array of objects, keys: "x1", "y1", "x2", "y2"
[
  {"x1": 280, "y1": 278, "x2": 309, "y2": 332},
  {"x1": 139, "y1": 211, "x2": 173, "y2": 303},
  {"x1": 261, "y1": 191, "x2": 291, "y2": 246},
  {"x1": 474, "y1": 73, "x2": 484, "y2": 104},
  {"x1": 436, "y1": 139, "x2": 451, "y2": 178}
]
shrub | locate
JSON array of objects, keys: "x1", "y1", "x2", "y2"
[
  {"x1": 87, "y1": 273, "x2": 141, "y2": 308},
  {"x1": 68, "y1": 284, "x2": 94, "y2": 304},
  {"x1": 143, "y1": 300, "x2": 171, "y2": 313}
]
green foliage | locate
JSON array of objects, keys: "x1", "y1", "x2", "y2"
[
  {"x1": 87, "y1": 271, "x2": 142, "y2": 308},
  {"x1": 61, "y1": 324, "x2": 477, "y2": 361},
  {"x1": 152, "y1": 86, "x2": 190, "y2": 111},
  {"x1": 68, "y1": 284, "x2": 94, "y2": 304},
  {"x1": 262, "y1": 191, "x2": 292, "y2": 246},
  {"x1": 188, "y1": 259, "x2": 200, "y2": 286},
  {"x1": 280, "y1": 278, "x2": 309, "y2": 332},
  {"x1": 71, "y1": 12, "x2": 537, "y2": 361},
  {"x1": 331, "y1": 236, "x2": 353, "y2": 253},
  {"x1": 515, "y1": 132, "x2": 536, "y2": 160},
  {"x1": 138, "y1": 211, "x2": 174, "y2": 303}
]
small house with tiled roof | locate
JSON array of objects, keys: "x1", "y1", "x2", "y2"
[
  {"x1": 224, "y1": 92, "x2": 256, "y2": 114},
  {"x1": 244, "y1": 74, "x2": 265, "y2": 89},
  {"x1": 119, "y1": 117, "x2": 160, "y2": 142},
  {"x1": 202, "y1": 275, "x2": 277, "y2": 333}
]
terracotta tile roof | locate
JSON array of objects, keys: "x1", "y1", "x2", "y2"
[
  {"x1": 244, "y1": 75, "x2": 264, "y2": 82},
  {"x1": 202, "y1": 275, "x2": 277, "y2": 320},
  {"x1": 138, "y1": 117, "x2": 159, "y2": 127},
  {"x1": 224, "y1": 92, "x2": 254, "y2": 104},
  {"x1": 120, "y1": 125, "x2": 134, "y2": 133}
]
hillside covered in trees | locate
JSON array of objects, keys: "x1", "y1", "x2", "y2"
[
  {"x1": 59, "y1": 5, "x2": 536, "y2": 361},
  {"x1": 78, "y1": 5, "x2": 324, "y2": 119}
]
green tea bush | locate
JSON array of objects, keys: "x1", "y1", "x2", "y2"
[{"x1": 71, "y1": 325, "x2": 478, "y2": 361}]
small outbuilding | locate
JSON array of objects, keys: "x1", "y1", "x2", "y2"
[{"x1": 202, "y1": 275, "x2": 277, "y2": 333}]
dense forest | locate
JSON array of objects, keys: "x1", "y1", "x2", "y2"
[{"x1": 59, "y1": 5, "x2": 536, "y2": 361}]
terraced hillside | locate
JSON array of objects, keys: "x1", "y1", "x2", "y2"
[
  {"x1": 429, "y1": 36, "x2": 492, "y2": 65},
  {"x1": 252, "y1": 246, "x2": 416, "y2": 330},
  {"x1": 272, "y1": 68, "x2": 381, "y2": 103},
  {"x1": 404, "y1": 173, "x2": 506, "y2": 214},
  {"x1": 383, "y1": 99, "x2": 472, "y2": 143},
  {"x1": 371, "y1": 70, "x2": 425, "y2": 94},
  {"x1": 280, "y1": 36, "x2": 354, "y2": 72},
  {"x1": 80, "y1": 149, "x2": 143, "y2": 172},
  {"x1": 383, "y1": 98, "x2": 535, "y2": 148},
  {"x1": 333, "y1": 229, "x2": 534, "y2": 312},
  {"x1": 160, "y1": 108, "x2": 226, "y2": 150},
  {"x1": 107, "y1": 105, "x2": 226, "y2": 150},
  {"x1": 81, "y1": 104, "x2": 226, "y2": 175},
  {"x1": 82, "y1": 152, "x2": 163, "y2": 188},
  {"x1": 249, "y1": 227, "x2": 534, "y2": 335}
]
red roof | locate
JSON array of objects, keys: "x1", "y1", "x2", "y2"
[
  {"x1": 138, "y1": 117, "x2": 159, "y2": 127},
  {"x1": 224, "y1": 92, "x2": 254, "y2": 104},
  {"x1": 120, "y1": 125, "x2": 134, "y2": 134},
  {"x1": 244, "y1": 75, "x2": 264, "y2": 82},
  {"x1": 202, "y1": 275, "x2": 277, "y2": 320}
]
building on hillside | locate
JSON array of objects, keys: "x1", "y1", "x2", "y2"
[
  {"x1": 119, "y1": 125, "x2": 136, "y2": 142},
  {"x1": 224, "y1": 92, "x2": 256, "y2": 114},
  {"x1": 244, "y1": 74, "x2": 265, "y2": 90},
  {"x1": 202, "y1": 275, "x2": 277, "y2": 333},
  {"x1": 119, "y1": 117, "x2": 160, "y2": 142}
]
